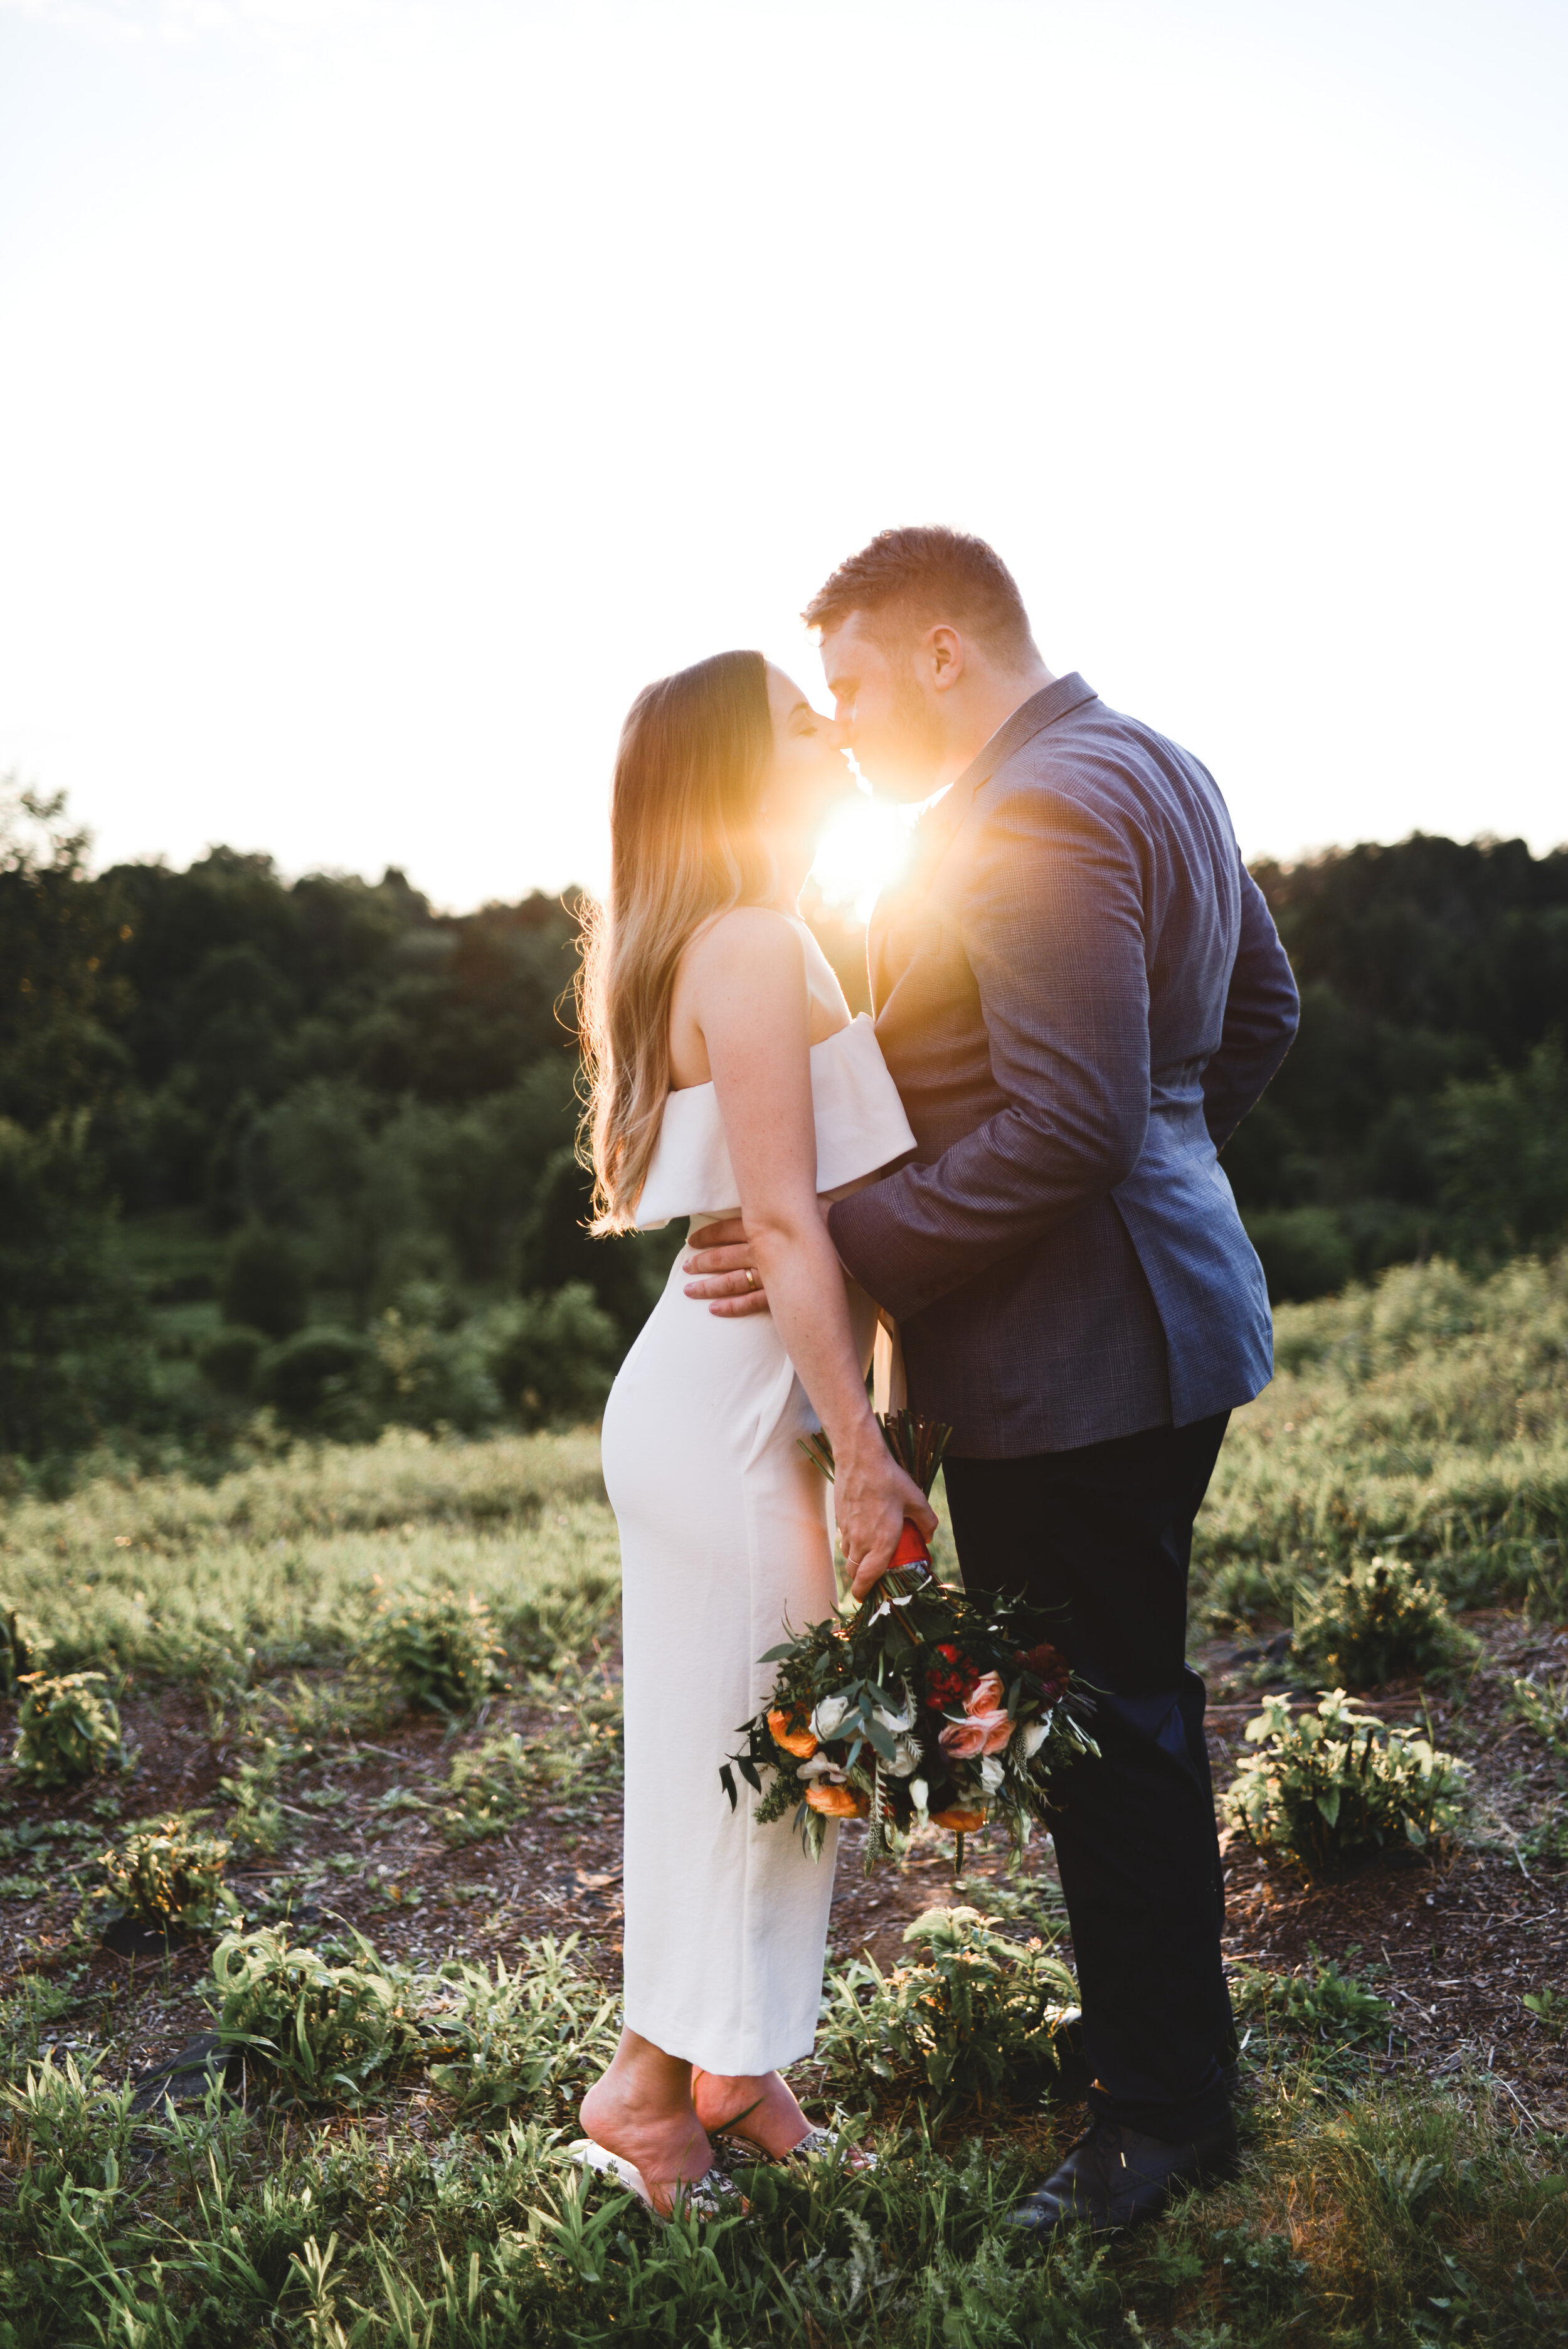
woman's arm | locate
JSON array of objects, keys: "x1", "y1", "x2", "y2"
[{"x1": 685, "y1": 908, "x2": 935, "y2": 1593}]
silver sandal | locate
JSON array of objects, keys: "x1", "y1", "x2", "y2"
[{"x1": 568, "y1": 2138, "x2": 746, "y2": 2222}]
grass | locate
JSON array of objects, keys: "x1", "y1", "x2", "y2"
[
  {"x1": 1197, "y1": 1251, "x2": 1568, "y2": 1628},
  {"x1": 0, "y1": 1254, "x2": 1564, "y2": 2341},
  {"x1": 0, "y1": 1427, "x2": 613, "y2": 1684}
]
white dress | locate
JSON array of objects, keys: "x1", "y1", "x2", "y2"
[{"x1": 601, "y1": 1013, "x2": 916, "y2": 2073}]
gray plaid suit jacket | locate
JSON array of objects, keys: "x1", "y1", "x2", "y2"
[{"x1": 827, "y1": 674, "x2": 1300, "y2": 1457}]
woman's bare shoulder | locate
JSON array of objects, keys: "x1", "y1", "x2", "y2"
[{"x1": 680, "y1": 904, "x2": 806, "y2": 986}]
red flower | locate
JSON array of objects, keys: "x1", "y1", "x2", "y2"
[
  {"x1": 923, "y1": 1642, "x2": 982, "y2": 1712},
  {"x1": 1019, "y1": 1641, "x2": 1072, "y2": 1697}
]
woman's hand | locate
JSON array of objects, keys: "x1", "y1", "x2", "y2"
[{"x1": 834, "y1": 1423, "x2": 938, "y2": 1600}]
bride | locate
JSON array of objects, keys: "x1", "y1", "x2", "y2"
[{"x1": 573, "y1": 649, "x2": 936, "y2": 2214}]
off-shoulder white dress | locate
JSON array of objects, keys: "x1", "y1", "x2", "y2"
[{"x1": 601, "y1": 1014, "x2": 915, "y2": 2073}]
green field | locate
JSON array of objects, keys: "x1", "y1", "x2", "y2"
[{"x1": 0, "y1": 1259, "x2": 1565, "y2": 2344}]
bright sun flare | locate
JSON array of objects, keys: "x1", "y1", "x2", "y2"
[{"x1": 808, "y1": 789, "x2": 918, "y2": 923}]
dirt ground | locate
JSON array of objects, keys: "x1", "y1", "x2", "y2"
[{"x1": 2, "y1": 1607, "x2": 1564, "y2": 2128}]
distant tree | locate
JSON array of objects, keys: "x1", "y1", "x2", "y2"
[
  {"x1": 0, "y1": 1115, "x2": 150, "y2": 1458},
  {"x1": 1436, "y1": 1039, "x2": 1568, "y2": 1259},
  {"x1": 0, "y1": 785, "x2": 132, "y2": 1128}
]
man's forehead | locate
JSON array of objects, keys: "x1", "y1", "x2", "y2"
[{"x1": 820, "y1": 611, "x2": 882, "y2": 677}]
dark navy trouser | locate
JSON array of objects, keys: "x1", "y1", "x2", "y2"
[{"x1": 943, "y1": 1411, "x2": 1234, "y2": 2141}]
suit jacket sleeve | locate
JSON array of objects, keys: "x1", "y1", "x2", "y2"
[
  {"x1": 829, "y1": 782, "x2": 1153, "y2": 1323},
  {"x1": 1200, "y1": 859, "x2": 1299, "y2": 1149}
]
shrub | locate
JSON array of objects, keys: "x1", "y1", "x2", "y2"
[
  {"x1": 425, "y1": 1938, "x2": 618, "y2": 2124},
  {"x1": 817, "y1": 1905, "x2": 1081, "y2": 2103},
  {"x1": 482, "y1": 1285, "x2": 622, "y2": 1429},
  {"x1": 1294, "y1": 1555, "x2": 1480, "y2": 1689},
  {"x1": 1244, "y1": 1206, "x2": 1353, "y2": 1303},
  {"x1": 98, "y1": 1811, "x2": 235, "y2": 1932},
  {"x1": 210, "y1": 1923, "x2": 423, "y2": 2106},
  {"x1": 197, "y1": 1324, "x2": 268, "y2": 1396},
  {"x1": 368, "y1": 1583, "x2": 509, "y2": 1717},
  {"x1": 253, "y1": 1325, "x2": 372, "y2": 1421},
  {"x1": 1224, "y1": 1689, "x2": 1467, "y2": 1877},
  {"x1": 220, "y1": 1221, "x2": 310, "y2": 1340},
  {"x1": 11, "y1": 1669, "x2": 127, "y2": 1785},
  {"x1": 371, "y1": 1307, "x2": 500, "y2": 1434}
]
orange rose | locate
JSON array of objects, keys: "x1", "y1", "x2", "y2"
[
  {"x1": 805, "y1": 1784, "x2": 866, "y2": 1818},
  {"x1": 931, "y1": 1805, "x2": 988, "y2": 1832},
  {"x1": 768, "y1": 1706, "x2": 817, "y2": 1759}
]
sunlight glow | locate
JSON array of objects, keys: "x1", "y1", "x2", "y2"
[{"x1": 808, "y1": 788, "x2": 918, "y2": 923}]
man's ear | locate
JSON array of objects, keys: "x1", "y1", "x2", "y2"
[{"x1": 928, "y1": 625, "x2": 966, "y2": 694}]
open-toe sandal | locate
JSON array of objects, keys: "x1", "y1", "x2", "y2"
[
  {"x1": 568, "y1": 2138, "x2": 746, "y2": 2223},
  {"x1": 716, "y1": 2123, "x2": 876, "y2": 2173}
]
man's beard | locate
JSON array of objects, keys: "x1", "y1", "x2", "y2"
[{"x1": 874, "y1": 656, "x2": 946, "y2": 795}]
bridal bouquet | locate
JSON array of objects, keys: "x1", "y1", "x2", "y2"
[{"x1": 719, "y1": 1411, "x2": 1099, "y2": 1872}]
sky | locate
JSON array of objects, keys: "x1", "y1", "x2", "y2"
[{"x1": 1, "y1": 0, "x2": 1564, "y2": 914}]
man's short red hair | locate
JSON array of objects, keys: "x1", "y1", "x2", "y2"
[{"x1": 802, "y1": 526, "x2": 1037, "y2": 664}]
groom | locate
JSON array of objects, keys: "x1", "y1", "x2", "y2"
[{"x1": 685, "y1": 526, "x2": 1298, "y2": 2233}]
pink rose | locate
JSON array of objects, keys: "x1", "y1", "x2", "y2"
[
  {"x1": 939, "y1": 1708, "x2": 1013, "y2": 1758},
  {"x1": 966, "y1": 1673, "x2": 1006, "y2": 1715}
]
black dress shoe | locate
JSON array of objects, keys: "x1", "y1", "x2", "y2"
[{"x1": 1009, "y1": 2110, "x2": 1238, "y2": 2239}]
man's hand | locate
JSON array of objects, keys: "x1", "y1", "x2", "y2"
[
  {"x1": 682, "y1": 1216, "x2": 771, "y2": 1316},
  {"x1": 684, "y1": 1202, "x2": 836, "y2": 1316}
]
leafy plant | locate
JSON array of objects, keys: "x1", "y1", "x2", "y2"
[
  {"x1": 98, "y1": 1811, "x2": 235, "y2": 1932},
  {"x1": 425, "y1": 1938, "x2": 618, "y2": 2124},
  {"x1": 1232, "y1": 1944, "x2": 1392, "y2": 2050},
  {"x1": 442, "y1": 1728, "x2": 581, "y2": 1844},
  {"x1": 11, "y1": 1668, "x2": 127, "y2": 1786},
  {"x1": 1224, "y1": 1689, "x2": 1467, "y2": 1877},
  {"x1": 1293, "y1": 1554, "x2": 1479, "y2": 1689},
  {"x1": 0, "y1": 1601, "x2": 48, "y2": 1697},
  {"x1": 209, "y1": 1923, "x2": 424, "y2": 2106},
  {"x1": 1509, "y1": 1668, "x2": 1568, "y2": 1759},
  {"x1": 0, "y1": 2048, "x2": 132, "y2": 2191},
  {"x1": 218, "y1": 1738, "x2": 287, "y2": 1856},
  {"x1": 368, "y1": 1582, "x2": 509, "y2": 1717},
  {"x1": 1209, "y1": 2225, "x2": 1310, "y2": 2322},
  {"x1": 816, "y1": 1904, "x2": 1080, "y2": 2103},
  {"x1": 0, "y1": 1970, "x2": 79, "y2": 2081},
  {"x1": 1522, "y1": 1986, "x2": 1565, "y2": 2038}
]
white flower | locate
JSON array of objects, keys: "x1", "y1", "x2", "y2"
[
  {"x1": 871, "y1": 1682, "x2": 916, "y2": 1736},
  {"x1": 978, "y1": 1753, "x2": 1005, "y2": 1794},
  {"x1": 1019, "y1": 1719, "x2": 1049, "y2": 1759},
  {"x1": 910, "y1": 1777, "x2": 929, "y2": 1815},
  {"x1": 885, "y1": 1734, "x2": 923, "y2": 1778},
  {"x1": 797, "y1": 1752, "x2": 848, "y2": 1783},
  {"x1": 812, "y1": 1693, "x2": 855, "y2": 1741}
]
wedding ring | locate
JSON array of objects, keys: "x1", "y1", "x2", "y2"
[{"x1": 744, "y1": 1267, "x2": 758, "y2": 1290}]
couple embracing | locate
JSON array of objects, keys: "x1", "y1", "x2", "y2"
[{"x1": 571, "y1": 528, "x2": 1299, "y2": 2233}]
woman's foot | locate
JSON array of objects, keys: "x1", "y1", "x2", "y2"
[
  {"x1": 580, "y1": 2031, "x2": 715, "y2": 2217},
  {"x1": 690, "y1": 2066, "x2": 813, "y2": 2158}
]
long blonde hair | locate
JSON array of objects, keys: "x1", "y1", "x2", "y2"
[{"x1": 578, "y1": 650, "x2": 774, "y2": 1233}]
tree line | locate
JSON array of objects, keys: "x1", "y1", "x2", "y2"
[{"x1": 3, "y1": 788, "x2": 1565, "y2": 1472}]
